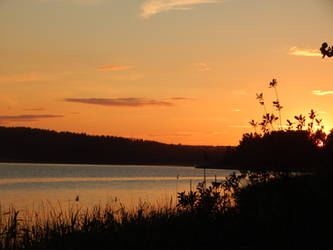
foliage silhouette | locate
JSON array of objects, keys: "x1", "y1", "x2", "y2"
[
  {"x1": 221, "y1": 79, "x2": 329, "y2": 171},
  {"x1": 177, "y1": 172, "x2": 242, "y2": 215},
  {"x1": 320, "y1": 42, "x2": 333, "y2": 58},
  {"x1": 269, "y1": 78, "x2": 283, "y2": 130}
]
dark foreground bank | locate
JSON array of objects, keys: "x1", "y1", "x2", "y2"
[{"x1": 1, "y1": 169, "x2": 332, "y2": 250}]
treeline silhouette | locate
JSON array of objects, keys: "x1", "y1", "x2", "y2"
[
  {"x1": 0, "y1": 126, "x2": 226, "y2": 165},
  {"x1": 219, "y1": 78, "x2": 333, "y2": 171},
  {"x1": 220, "y1": 107, "x2": 333, "y2": 171},
  {"x1": 222, "y1": 129, "x2": 330, "y2": 171}
]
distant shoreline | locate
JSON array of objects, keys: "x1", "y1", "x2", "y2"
[
  {"x1": 0, "y1": 159, "x2": 242, "y2": 171},
  {"x1": 0, "y1": 126, "x2": 228, "y2": 168},
  {"x1": 0, "y1": 159, "x2": 197, "y2": 167}
]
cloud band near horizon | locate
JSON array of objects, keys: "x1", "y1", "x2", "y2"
[
  {"x1": 64, "y1": 98, "x2": 175, "y2": 107},
  {"x1": 168, "y1": 97, "x2": 195, "y2": 101},
  {"x1": 98, "y1": 65, "x2": 132, "y2": 71},
  {"x1": 289, "y1": 47, "x2": 321, "y2": 57},
  {"x1": 312, "y1": 90, "x2": 333, "y2": 96},
  {"x1": 141, "y1": 0, "x2": 221, "y2": 18}
]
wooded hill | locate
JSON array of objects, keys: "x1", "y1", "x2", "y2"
[{"x1": 0, "y1": 126, "x2": 227, "y2": 166}]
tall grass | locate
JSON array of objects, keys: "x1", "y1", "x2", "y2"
[
  {"x1": 0, "y1": 198, "x2": 187, "y2": 250},
  {"x1": 0, "y1": 175, "x2": 239, "y2": 250}
]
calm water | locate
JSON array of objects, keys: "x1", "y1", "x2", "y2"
[{"x1": 0, "y1": 163, "x2": 237, "y2": 210}]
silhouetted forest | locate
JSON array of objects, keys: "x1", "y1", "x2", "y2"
[{"x1": 0, "y1": 126, "x2": 226, "y2": 165}]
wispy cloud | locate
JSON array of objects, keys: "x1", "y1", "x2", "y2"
[
  {"x1": 64, "y1": 98, "x2": 174, "y2": 107},
  {"x1": 289, "y1": 47, "x2": 321, "y2": 57},
  {"x1": 0, "y1": 114, "x2": 63, "y2": 123},
  {"x1": 192, "y1": 62, "x2": 212, "y2": 72},
  {"x1": 168, "y1": 97, "x2": 196, "y2": 101},
  {"x1": 0, "y1": 72, "x2": 72, "y2": 83},
  {"x1": 97, "y1": 65, "x2": 132, "y2": 71},
  {"x1": 36, "y1": 0, "x2": 105, "y2": 5},
  {"x1": 22, "y1": 108, "x2": 44, "y2": 111},
  {"x1": 312, "y1": 90, "x2": 333, "y2": 96},
  {"x1": 141, "y1": 0, "x2": 221, "y2": 19},
  {"x1": 0, "y1": 73, "x2": 45, "y2": 83},
  {"x1": 70, "y1": 0, "x2": 105, "y2": 4}
]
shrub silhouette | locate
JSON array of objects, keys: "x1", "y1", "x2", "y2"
[
  {"x1": 234, "y1": 130, "x2": 319, "y2": 170},
  {"x1": 177, "y1": 172, "x2": 242, "y2": 215},
  {"x1": 222, "y1": 79, "x2": 327, "y2": 171}
]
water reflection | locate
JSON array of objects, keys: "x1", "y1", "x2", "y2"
[
  {"x1": 0, "y1": 163, "x2": 237, "y2": 211},
  {"x1": 0, "y1": 176, "x2": 227, "y2": 185}
]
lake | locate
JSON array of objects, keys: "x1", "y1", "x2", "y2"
[{"x1": 0, "y1": 163, "x2": 237, "y2": 211}]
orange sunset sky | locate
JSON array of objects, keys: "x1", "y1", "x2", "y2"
[{"x1": 0, "y1": 0, "x2": 332, "y2": 145}]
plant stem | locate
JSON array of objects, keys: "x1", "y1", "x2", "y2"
[{"x1": 274, "y1": 86, "x2": 282, "y2": 130}]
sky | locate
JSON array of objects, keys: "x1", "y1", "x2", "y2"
[{"x1": 0, "y1": 0, "x2": 332, "y2": 146}]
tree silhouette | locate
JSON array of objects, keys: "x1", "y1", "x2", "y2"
[
  {"x1": 320, "y1": 42, "x2": 333, "y2": 58},
  {"x1": 226, "y1": 76, "x2": 329, "y2": 171}
]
